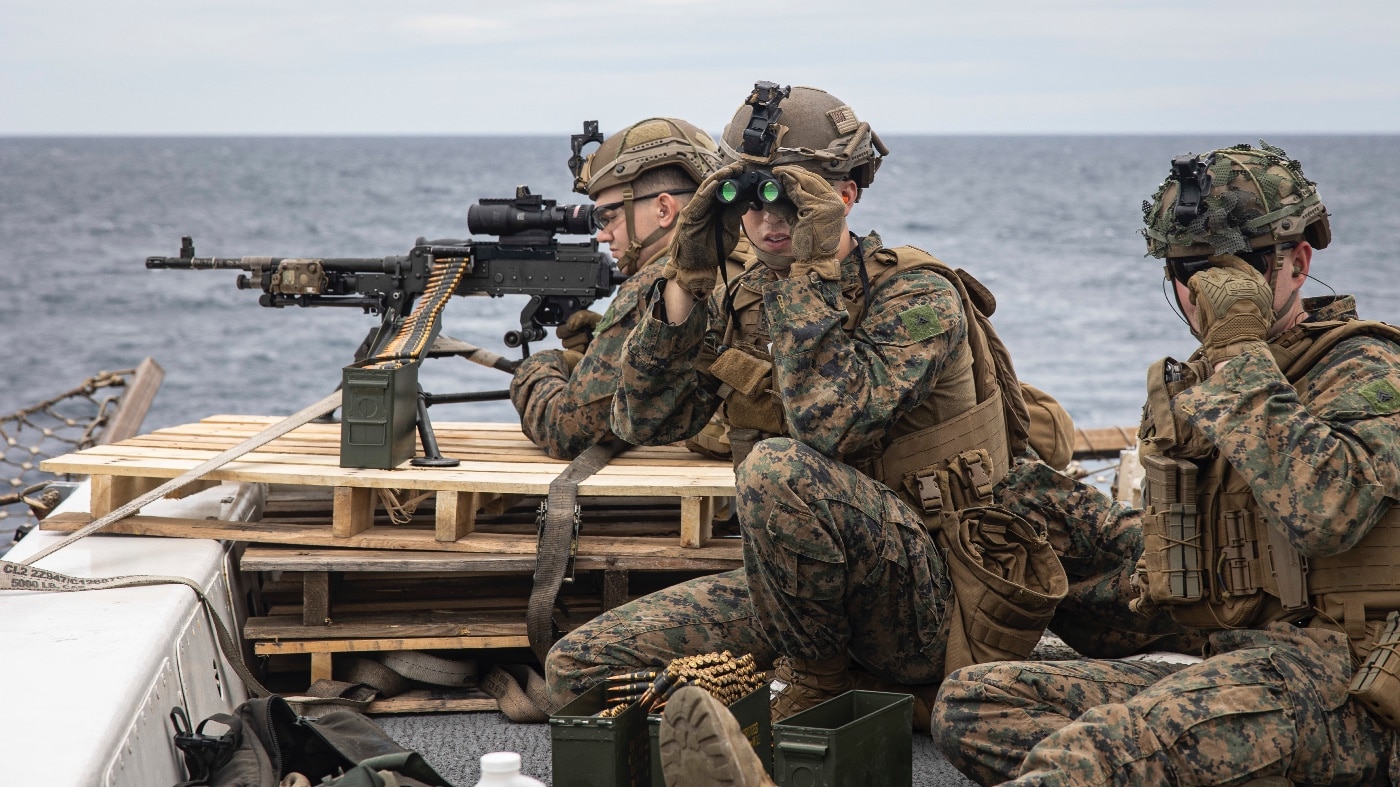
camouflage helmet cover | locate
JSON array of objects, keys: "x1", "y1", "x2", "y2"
[
  {"x1": 719, "y1": 84, "x2": 887, "y2": 188},
  {"x1": 573, "y1": 117, "x2": 722, "y2": 199},
  {"x1": 1142, "y1": 141, "x2": 1331, "y2": 259}
]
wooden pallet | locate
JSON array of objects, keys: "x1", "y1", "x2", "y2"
[
  {"x1": 238, "y1": 544, "x2": 734, "y2": 698},
  {"x1": 40, "y1": 417, "x2": 737, "y2": 547}
]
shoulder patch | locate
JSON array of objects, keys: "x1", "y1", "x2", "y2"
[
  {"x1": 899, "y1": 305, "x2": 945, "y2": 342},
  {"x1": 1359, "y1": 378, "x2": 1400, "y2": 414}
]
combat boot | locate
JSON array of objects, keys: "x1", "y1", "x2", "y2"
[
  {"x1": 770, "y1": 653, "x2": 853, "y2": 722},
  {"x1": 660, "y1": 685, "x2": 775, "y2": 787}
]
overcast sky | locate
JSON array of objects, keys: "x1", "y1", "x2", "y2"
[{"x1": 3, "y1": 0, "x2": 1397, "y2": 136}]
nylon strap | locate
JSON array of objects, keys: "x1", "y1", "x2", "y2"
[{"x1": 527, "y1": 439, "x2": 623, "y2": 664}]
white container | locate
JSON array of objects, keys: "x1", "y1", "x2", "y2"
[{"x1": 474, "y1": 752, "x2": 546, "y2": 787}]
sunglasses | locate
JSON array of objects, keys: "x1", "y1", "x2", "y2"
[
  {"x1": 591, "y1": 188, "x2": 697, "y2": 232},
  {"x1": 1166, "y1": 243, "x2": 1297, "y2": 284}
]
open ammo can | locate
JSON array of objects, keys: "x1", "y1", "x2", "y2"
[
  {"x1": 550, "y1": 683, "x2": 650, "y2": 787},
  {"x1": 339, "y1": 360, "x2": 419, "y2": 469},
  {"x1": 772, "y1": 690, "x2": 913, "y2": 786}
]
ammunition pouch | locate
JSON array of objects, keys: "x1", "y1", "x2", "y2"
[
  {"x1": 1350, "y1": 611, "x2": 1400, "y2": 727},
  {"x1": 937, "y1": 505, "x2": 1068, "y2": 676},
  {"x1": 711, "y1": 346, "x2": 786, "y2": 436}
]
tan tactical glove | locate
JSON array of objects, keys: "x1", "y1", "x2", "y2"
[
  {"x1": 1187, "y1": 255, "x2": 1274, "y2": 366},
  {"x1": 556, "y1": 309, "x2": 603, "y2": 354},
  {"x1": 1127, "y1": 558, "x2": 1158, "y2": 615},
  {"x1": 773, "y1": 165, "x2": 845, "y2": 281},
  {"x1": 560, "y1": 349, "x2": 584, "y2": 375},
  {"x1": 663, "y1": 162, "x2": 747, "y2": 299}
]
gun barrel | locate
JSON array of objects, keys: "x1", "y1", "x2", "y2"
[{"x1": 145, "y1": 256, "x2": 249, "y2": 270}]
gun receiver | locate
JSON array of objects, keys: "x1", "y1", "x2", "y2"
[{"x1": 147, "y1": 187, "x2": 624, "y2": 469}]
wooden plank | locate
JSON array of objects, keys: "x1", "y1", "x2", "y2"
[
  {"x1": 310, "y1": 652, "x2": 333, "y2": 682},
  {"x1": 435, "y1": 490, "x2": 477, "y2": 541},
  {"x1": 1072, "y1": 426, "x2": 1138, "y2": 459},
  {"x1": 303, "y1": 571, "x2": 331, "y2": 627},
  {"x1": 603, "y1": 570, "x2": 629, "y2": 611},
  {"x1": 366, "y1": 693, "x2": 499, "y2": 715},
  {"x1": 44, "y1": 512, "x2": 746, "y2": 564},
  {"x1": 43, "y1": 452, "x2": 737, "y2": 497},
  {"x1": 679, "y1": 496, "x2": 712, "y2": 548},
  {"x1": 98, "y1": 357, "x2": 164, "y2": 445},
  {"x1": 333, "y1": 487, "x2": 374, "y2": 537},
  {"x1": 87, "y1": 474, "x2": 163, "y2": 518},
  {"x1": 239, "y1": 546, "x2": 740, "y2": 573},
  {"x1": 253, "y1": 635, "x2": 531, "y2": 654}
]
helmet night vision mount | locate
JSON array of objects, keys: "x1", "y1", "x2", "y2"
[{"x1": 716, "y1": 81, "x2": 793, "y2": 212}]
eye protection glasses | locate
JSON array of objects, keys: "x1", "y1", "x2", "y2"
[{"x1": 591, "y1": 188, "x2": 697, "y2": 232}]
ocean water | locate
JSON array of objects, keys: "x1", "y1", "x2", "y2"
[{"x1": 2, "y1": 135, "x2": 1397, "y2": 436}]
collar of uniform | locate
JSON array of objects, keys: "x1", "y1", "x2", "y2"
[{"x1": 1302, "y1": 295, "x2": 1358, "y2": 323}]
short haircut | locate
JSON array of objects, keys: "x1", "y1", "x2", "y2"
[{"x1": 632, "y1": 164, "x2": 700, "y2": 196}]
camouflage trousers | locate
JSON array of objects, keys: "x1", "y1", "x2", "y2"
[
  {"x1": 545, "y1": 437, "x2": 952, "y2": 708},
  {"x1": 933, "y1": 622, "x2": 1398, "y2": 786},
  {"x1": 993, "y1": 459, "x2": 1209, "y2": 660}
]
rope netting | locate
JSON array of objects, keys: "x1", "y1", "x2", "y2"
[{"x1": 1, "y1": 369, "x2": 136, "y2": 546}]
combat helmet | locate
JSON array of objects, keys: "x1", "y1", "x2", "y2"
[
  {"x1": 719, "y1": 82, "x2": 888, "y2": 190},
  {"x1": 1142, "y1": 141, "x2": 1331, "y2": 260},
  {"x1": 570, "y1": 117, "x2": 722, "y2": 200}
]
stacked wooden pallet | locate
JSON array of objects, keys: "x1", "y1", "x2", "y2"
[{"x1": 40, "y1": 416, "x2": 743, "y2": 712}]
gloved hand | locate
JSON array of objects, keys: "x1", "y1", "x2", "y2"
[
  {"x1": 1187, "y1": 255, "x2": 1274, "y2": 366},
  {"x1": 556, "y1": 309, "x2": 603, "y2": 354},
  {"x1": 663, "y1": 162, "x2": 747, "y2": 299},
  {"x1": 560, "y1": 349, "x2": 584, "y2": 374},
  {"x1": 1127, "y1": 558, "x2": 1158, "y2": 616},
  {"x1": 773, "y1": 165, "x2": 845, "y2": 281}
]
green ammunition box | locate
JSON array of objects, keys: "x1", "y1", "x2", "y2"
[
  {"x1": 339, "y1": 360, "x2": 418, "y2": 469},
  {"x1": 550, "y1": 683, "x2": 649, "y2": 787},
  {"x1": 772, "y1": 690, "x2": 913, "y2": 787},
  {"x1": 646, "y1": 685, "x2": 772, "y2": 787}
]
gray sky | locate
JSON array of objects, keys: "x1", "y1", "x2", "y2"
[{"x1": 3, "y1": 0, "x2": 1397, "y2": 135}]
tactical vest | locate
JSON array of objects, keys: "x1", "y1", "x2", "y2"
[
  {"x1": 1139, "y1": 319, "x2": 1400, "y2": 658},
  {"x1": 706, "y1": 244, "x2": 1031, "y2": 506},
  {"x1": 705, "y1": 242, "x2": 1063, "y2": 674}
]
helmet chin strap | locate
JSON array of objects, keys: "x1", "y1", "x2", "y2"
[{"x1": 615, "y1": 185, "x2": 670, "y2": 276}]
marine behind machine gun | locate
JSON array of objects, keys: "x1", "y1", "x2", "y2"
[{"x1": 145, "y1": 186, "x2": 626, "y2": 469}]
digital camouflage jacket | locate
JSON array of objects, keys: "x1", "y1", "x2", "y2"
[{"x1": 610, "y1": 232, "x2": 969, "y2": 464}]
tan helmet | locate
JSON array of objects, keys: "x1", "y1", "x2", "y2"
[
  {"x1": 719, "y1": 82, "x2": 888, "y2": 188},
  {"x1": 1142, "y1": 141, "x2": 1331, "y2": 259},
  {"x1": 571, "y1": 117, "x2": 722, "y2": 199}
]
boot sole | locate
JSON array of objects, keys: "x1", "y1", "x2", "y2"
[{"x1": 659, "y1": 686, "x2": 769, "y2": 787}]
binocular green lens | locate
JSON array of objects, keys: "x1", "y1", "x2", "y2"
[{"x1": 715, "y1": 170, "x2": 783, "y2": 207}]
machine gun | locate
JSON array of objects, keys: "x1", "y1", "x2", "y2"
[{"x1": 147, "y1": 187, "x2": 622, "y2": 470}]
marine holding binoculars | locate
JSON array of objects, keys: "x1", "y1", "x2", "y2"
[{"x1": 543, "y1": 81, "x2": 1074, "y2": 734}]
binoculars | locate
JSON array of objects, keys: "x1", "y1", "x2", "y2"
[{"x1": 715, "y1": 169, "x2": 784, "y2": 210}]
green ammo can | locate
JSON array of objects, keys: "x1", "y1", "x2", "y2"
[
  {"x1": 339, "y1": 360, "x2": 419, "y2": 469},
  {"x1": 550, "y1": 683, "x2": 650, "y2": 787},
  {"x1": 646, "y1": 685, "x2": 773, "y2": 787},
  {"x1": 772, "y1": 690, "x2": 914, "y2": 787}
]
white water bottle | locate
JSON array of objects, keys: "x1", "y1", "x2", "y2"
[{"x1": 473, "y1": 752, "x2": 545, "y2": 787}]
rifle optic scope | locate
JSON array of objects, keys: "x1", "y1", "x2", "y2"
[{"x1": 468, "y1": 198, "x2": 594, "y2": 237}]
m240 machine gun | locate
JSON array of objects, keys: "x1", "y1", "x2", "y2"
[{"x1": 146, "y1": 187, "x2": 621, "y2": 470}]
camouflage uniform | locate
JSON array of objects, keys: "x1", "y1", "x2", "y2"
[
  {"x1": 995, "y1": 459, "x2": 1207, "y2": 660},
  {"x1": 545, "y1": 232, "x2": 970, "y2": 707},
  {"x1": 509, "y1": 249, "x2": 666, "y2": 460},
  {"x1": 934, "y1": 295, "x2": 1400, "y2": 786}
]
